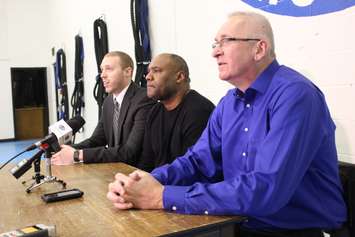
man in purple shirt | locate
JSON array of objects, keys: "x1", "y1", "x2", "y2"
[{"x1": 107, "y1": 11, "x2": 347, "y2": 236}]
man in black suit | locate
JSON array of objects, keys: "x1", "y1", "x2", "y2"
[{"x1": 52, "y1": 51, "x2": 154, "y2": 165}]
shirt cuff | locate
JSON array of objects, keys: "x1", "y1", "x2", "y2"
[
  {"x1": 151, "y1": 165, "x2": 169, "y2": 184},
  {"x1": 163, "y1": 185, "x2": 189, "y2": 213},
  {"x1": 82, "y1": 149, "x2": 89, "y2": 163},
  {"x1": 151, "y1": 170, "x2": 161, "y2": 181}
]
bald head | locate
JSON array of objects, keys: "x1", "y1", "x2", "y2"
[
  {"x1": 146, "y1": 53, "x2": 191, "y2": 109},
  {"x1": 228, "y1": 11, "x2": 275, "y2": 58},
  {"x1": 157, "y1": 53, "x2": 190, "y2": 83}
]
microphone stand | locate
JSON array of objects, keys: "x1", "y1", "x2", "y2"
[
  {"x1": 21, "y1": 150, "x2": 45, "y2": 187},
  {"x1": 24, "y1": 147, "x2": 66, "y2": 193}
]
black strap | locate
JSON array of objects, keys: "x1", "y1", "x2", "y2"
[
  {"x1": 71, "y1": 35, "x2": 85, "y2": 118},
  {"x1": 239, "y1": 226, "x2": 324, "y2": 237},
  {"x1": 53, "y1": 63, "x2": 59, "y2": 120},
  {"x1": 55, "y1": 49, "x2": 69, "y2": 121},
  {"x1": 338, "y1": 162, "x2": 355, "y2": 237},
  {"x1": 70, "y1": 35, "x2": 85, "y2": 143},
  {"x1": 93, "y1": 18, "x2": 109, "y2": 119},
  {"x1": 130, "y1": 0, "x2": 151, "y2": 87}
]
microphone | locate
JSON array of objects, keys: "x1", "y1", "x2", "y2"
[
  {"x1": 10, "y1": 149, "x2": 44, "y2": 179},
  {"x1": 25, "y1": 115, "x2": 85, "y2": 152},
  {"x1": 0, "y1": 116, "x2": 85, "y2": 172},
  {"x1": 7, "y1": 116, "x2": 85, "y2": 179}
]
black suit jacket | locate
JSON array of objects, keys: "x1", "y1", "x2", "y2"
[{"x1": 73, "y1": 82, "x2": 155, "y2": 165}]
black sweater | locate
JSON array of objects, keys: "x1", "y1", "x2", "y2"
[{"x1": 137, "y1": 90, "x2": 215, "y2": 172}]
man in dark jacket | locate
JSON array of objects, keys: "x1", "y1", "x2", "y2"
[
  {"x1": 52, "y1": 51, "x2": 154, "y2": 165},
  {"x1": 137, "y1": 53, "x2": 215, "y2": 171}
]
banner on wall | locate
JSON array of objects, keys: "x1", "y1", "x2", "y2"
[{"x1": 242, "y1": 0, "x2": 355, "y2": 17}]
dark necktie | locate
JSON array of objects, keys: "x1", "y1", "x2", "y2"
[{"x1": 113, "y1": 98, "x2": 120, "y2": 146}]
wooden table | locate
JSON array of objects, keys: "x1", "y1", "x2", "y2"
[{"x1": 0, "y1": 162, "x2": 243, "y2": 236}]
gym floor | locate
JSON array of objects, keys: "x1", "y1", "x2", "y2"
[{"x1": 0, "y1": 139, "x2": 37, "y2": 165}]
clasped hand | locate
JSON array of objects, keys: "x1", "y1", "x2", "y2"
[{"x1": 107, "y1": 170, "x2": 164, "y2": 210}]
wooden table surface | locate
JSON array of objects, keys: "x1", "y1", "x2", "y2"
[{"x1": 0, "y1": 162, "x2": 242, "y2": 236}]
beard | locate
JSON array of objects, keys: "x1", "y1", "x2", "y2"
[{"x1": 149, "y1": 85, "x2": 177, "y2": 101}]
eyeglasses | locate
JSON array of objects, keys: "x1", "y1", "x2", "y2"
[{"x1": 212, "y1": 37, "x2": 260, "y2": 49}]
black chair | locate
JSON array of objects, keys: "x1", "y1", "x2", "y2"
[{"x1": 335, "y1": 162, "x2": 355, "y2": 237}]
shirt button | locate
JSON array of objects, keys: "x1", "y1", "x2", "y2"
[
  {"x1": 242, "y1": 152, "x2": 246, "y2": 157},
  {"x1": 244, "y1": 127, "x2": 249, "y2": 132},
  {"x1": 246, "y1": 104, "x2": 251, "y2": 108},
  {"x1": 172, "y1": 206, "x2": 177, "y2": 211},
  {"x1": 204, "y1": 210, "x2": 209, "y2": 215}
]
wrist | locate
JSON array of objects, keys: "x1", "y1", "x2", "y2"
[{"x1": 157, "y1": 186, "x2": 164, "y2": 209}]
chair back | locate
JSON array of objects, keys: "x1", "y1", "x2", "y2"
[{"x1": 339, "y1": 161, "x2": 355, "y2": 237}]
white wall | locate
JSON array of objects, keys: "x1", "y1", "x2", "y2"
[
  {"x1": 46, "y1": 0, "x2": 138, "y2": 141},
  {"x1": 1, "y1": 0, "x2": 354, "y2": 163},
  {"x1": 0, "y1": 1, "x2": 9, "y2": 60},
  {"x1": 0, "y1": 0, "x2": 14, "y2": 139},
  {"x1": 0, "y1": 0, "x2": 52, "y2": 139}
]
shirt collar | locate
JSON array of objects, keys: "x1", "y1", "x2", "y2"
[
  {"x1": 249, "y1": 59, "x2": 280, "y2": 95},
  {"x1": 233, "y1": 60, "x2": 280, "y2": 102},
  {"x1": 113, "y1": 81, "x2": 131, "y2": 105}
]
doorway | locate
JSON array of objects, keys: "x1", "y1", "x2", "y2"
[{"x1": 11, "y1": 67, "x2": 49, "y2": 140}]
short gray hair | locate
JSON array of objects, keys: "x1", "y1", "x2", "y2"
[{"x1": 229, "y1": 11, "x2": 275, "y2": 58}]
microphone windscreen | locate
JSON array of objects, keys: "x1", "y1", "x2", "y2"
[{"x1": 66, "y1": 116, "x2": 86, "y2": 134}]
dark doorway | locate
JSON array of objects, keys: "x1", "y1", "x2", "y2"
[{"x1": 11, "y1": 67, "x2": 49, "y2": 140}]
